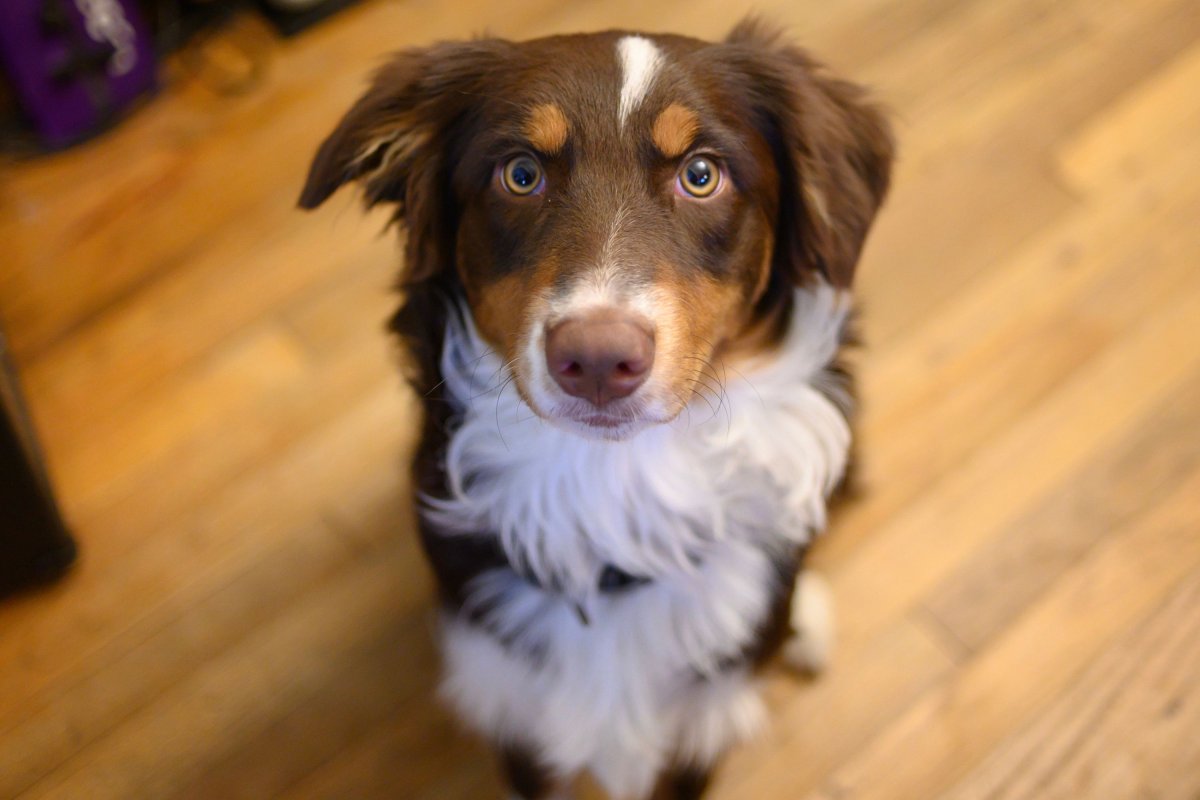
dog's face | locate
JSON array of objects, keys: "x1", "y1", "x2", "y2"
[
  {"x1": 300, "y1": 21, "x2": 892, "y2": 439},
  {"x1": 446, "y1": 34, "x2": 783, "y2": 439}
]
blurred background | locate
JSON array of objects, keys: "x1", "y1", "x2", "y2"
[{"x1": 1, "y1": 0, "x2": 1198, "y2": 798}]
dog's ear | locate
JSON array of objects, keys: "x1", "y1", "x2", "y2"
[
  {"x1": 298, "y1": 40, "x2": 513, "y2": 283},
  {"x1": 724, "y1": 19, "x2": 894, "y2": 288}
]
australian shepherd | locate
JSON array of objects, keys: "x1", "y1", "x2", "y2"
[{"x1": 300, "y1": 18, "x2": 893, "y2": 800}]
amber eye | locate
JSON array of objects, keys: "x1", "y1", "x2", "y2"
[
  {"x1": 679, "y1": 157, "x2": 719, "y2": 197},
  {"x1": 501, "y1": 155, "x2": 544, "y2": 195}
]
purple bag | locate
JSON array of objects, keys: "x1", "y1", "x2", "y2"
[{"x1": 0, "y1": 0, "x2": 156, "y2": 148}]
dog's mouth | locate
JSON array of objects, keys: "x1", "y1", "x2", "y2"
[
  {"x1": 576, "y1": 413, "x2": 628, "y2": 429},
  {"x1": 538, "y1": 396, "x2": 678, "y2": 441}
]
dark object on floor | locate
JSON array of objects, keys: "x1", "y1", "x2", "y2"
[
  {"x1": 0, "y1": 329, "x2": 77, "y2": 600},
  {"x1": 0, "y1": 0, "x2": 157, "y2": 149},
  {"x1": 255, "y1": 0, "x2": 361, "y2": 37}
]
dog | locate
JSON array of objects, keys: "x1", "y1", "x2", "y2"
[{"x1": 299, "y1": 17, "x2": 893, "y2": 800}]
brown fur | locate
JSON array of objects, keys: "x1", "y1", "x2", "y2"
[{"x1": 723, "y1": 18, "x2": 894, "y2": 290}]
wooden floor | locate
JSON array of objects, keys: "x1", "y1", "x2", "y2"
[{"x1": 2, "y1": 0, "x2": 1199, "y2": 797}]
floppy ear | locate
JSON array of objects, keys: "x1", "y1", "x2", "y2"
[
  {"x1": 298, "y1": 40, "x2": 514, "y2": 283},
  {"x1": 724, "y1": 19, "x2": 894, "y2": 288}
]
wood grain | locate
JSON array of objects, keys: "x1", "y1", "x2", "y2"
[{"x1": 1, "y1": 1, "x2": 1198, "y2": 798}]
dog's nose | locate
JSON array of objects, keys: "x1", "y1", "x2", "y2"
[{"x1": 545, "y1": 311, "x2": 655, "y2": 405}]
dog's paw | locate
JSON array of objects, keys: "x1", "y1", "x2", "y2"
[{"x1": 782, "y1": 571, "x2": 835, "y2": 676}]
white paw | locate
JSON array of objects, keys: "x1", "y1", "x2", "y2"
[{"x1": 782, "y1": 571, "x2": 835, "y2": 676}]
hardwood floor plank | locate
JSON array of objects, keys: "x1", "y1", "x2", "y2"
[
  {"x1": 925, "y1": 366, "x2": 1200, "y2": 652},
  {"x1": 1059, "y1": 42, "x2": 1200, "y2": 195},
  {"x1": 852, "y1": 0, "x2": 1200, "y2": 341},
  {"x1": 717, "y1": 619, "x2": 958, "y2": 798},
  {"x1": 19, "y1": 211, "x2": 388, "y2": 476},
  {"x1": 804, "y1": 466, "x2": 1200, "y2": 800},
  {"x1": 830, "y1": 263, "x2": 1200, "y2": 653},
  {"x1": 733, "y1": 295, "x2": 1200, "y2": 796},
  {"x1": 171, "y1": 595, "x2": 446, "y2": 800},
  {"x1": 15, "y1": 545, "x2": 418, "y2": 800},
  {"x1": 0, "y1": 521, "x2": 360, "y2": 798},
  {"x1": 859, "y1": 0, "x2": 1195, "y2": 166},
  {"x1": 0, "y1": 383, "x2": 417, "y2": 726},
  {"x1": 275, "y1": 638, "x2": 495, "y2": 800},
  {"x1": 0, "y1": 368, "x2": 407, "y2": 710},
  {"x1": 940, "y1": 569, "x2": 1200, "y2": 800},
  {"x1": 821, "y1": 143, "x2": 1200, "y2": 563},
  {"x1": 58, "y1": 324, "x2": 309, "y2": 510}
]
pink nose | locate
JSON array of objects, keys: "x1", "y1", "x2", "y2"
[{"x1": 545, "y1": 311, "x2": 655, "y2": 406}]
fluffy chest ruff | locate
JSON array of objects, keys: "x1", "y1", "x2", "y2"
[{"x1": 425, "y1": 285, "x2": 852, "y2": 798}]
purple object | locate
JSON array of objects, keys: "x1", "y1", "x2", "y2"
[{"x1": 0, "y1": 0, "x2": 157, "y2": 148}]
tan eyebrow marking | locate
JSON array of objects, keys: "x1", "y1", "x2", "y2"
[
  {"x1": 523, "y1": 103, "x2": 569, "y2": 155},
  {"x1": 651, "y1": 103, "x2": 700, "y2": 158}
]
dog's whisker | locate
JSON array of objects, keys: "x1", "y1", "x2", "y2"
[
  {"x1": 668, "y1": 388, "x2": 693, "y2": 433},
  {"x1": 688, "y1": 380, "x2": 720, "y2": 424},
  {"x1": 722, "y1": 359, "x2": 766, "y2": 411},
  {"x1": 688, "y1": 339, "x2": 739, "y2": 435},
  {"x1": 466, "y1": 356, "x2": 521, "y2": 403},
  {"x1": 493, "y1": 373, "x2": 517, "y2": 451},
  {"x1": 683, "y1": 355, "x2": 729, "y2": 397},
  {"x1": 684, "y1": 370, "x2": 722, "y2": 402},
  {"x1": 685, "y1": 369, "x2": 726, "y2": 421},
  {"x1": 466, "y1": 346, "x2": 497, "y2": 395},
  {"x1": 426, "y1": 350, "x2": 490, "y2": 397}
]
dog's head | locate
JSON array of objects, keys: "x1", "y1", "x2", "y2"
[{"x1": 300, "y1": 19, "x2": 893, "y2": 440}]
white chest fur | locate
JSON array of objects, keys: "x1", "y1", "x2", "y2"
[{"x1": 426, "y1": 286, "x2": 852, "y2": 797}]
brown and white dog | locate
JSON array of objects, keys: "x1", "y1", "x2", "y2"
[{"x1": 300, "y1": 18, "x2": 892, "y2": 800}]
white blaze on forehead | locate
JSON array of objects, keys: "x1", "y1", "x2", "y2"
[{"x1": 617, "y1": 35, "x2": 664, "y2": 127}]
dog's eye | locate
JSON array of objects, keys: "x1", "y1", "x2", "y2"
[
  {"x1": 501, "y1": 155, "x2": 544, "y2": 196},
  {"x1": 678, "y1": 157, "x2": 719, "y2": 198}
]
